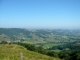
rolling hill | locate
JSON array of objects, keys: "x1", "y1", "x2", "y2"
[
  {"x1": 0, "y1": 44, "x2": 60, "y2": 60},
  {"x1": 0, "y1": 28, "x2": 80, "y2": 48},
  {"x1": 0, "y1": 28, "x2": 80, "y2": 43}
]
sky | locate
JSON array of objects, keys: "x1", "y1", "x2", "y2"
[{"x1": 0, "y1": 0, "x2": 80, "y2": 29}]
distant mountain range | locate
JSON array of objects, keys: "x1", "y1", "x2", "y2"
[{"x1": 0, "y1": 28, "x2": 80, "y2": 44}]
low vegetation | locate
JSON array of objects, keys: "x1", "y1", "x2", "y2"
[{"x1": 0, "y1": 44, "x2": 60, "y2": 60}]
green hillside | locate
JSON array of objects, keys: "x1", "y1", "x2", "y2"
[{"x1": 0, "y1": 44, "x2": 60, "y2": 60}]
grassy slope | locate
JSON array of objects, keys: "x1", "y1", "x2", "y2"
[{"x1": 0, "y1": 44, "x2": 60, "y2": 60}]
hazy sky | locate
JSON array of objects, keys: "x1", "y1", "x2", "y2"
[{"x1": 0, "y1": 0, "x2": 80, "y2": 29}]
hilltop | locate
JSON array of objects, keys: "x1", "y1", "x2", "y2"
[{"x1": 0, "y1": 44, "x2": 60, "y2": 60}]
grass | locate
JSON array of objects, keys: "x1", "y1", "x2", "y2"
[
  {"x1": 0, "y1": 44, "x2": 61, "y2": 60},
  {"x1": 42, "y1": 43, "x2": 62, "y2": 49},
  {"x1": 52, "y1": 50, "x2": 61, "y2": 52}
]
